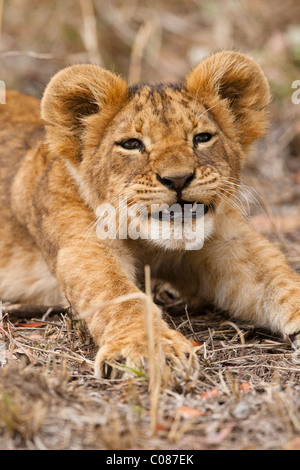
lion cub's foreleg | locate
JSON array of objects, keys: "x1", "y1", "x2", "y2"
[
  {"x1": 57, "y1": 239, "x2": 198, "y2": 381},
  {"x1": 197, "y1": 215, "x2": 300, "y2": 339},
  {"x1": 15, "y1": 156, "x2": 198, "y2": 383}
]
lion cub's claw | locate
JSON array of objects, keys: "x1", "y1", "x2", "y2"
[{"x1": 94, "y1": 329, "x2": 199, "y2": 385}]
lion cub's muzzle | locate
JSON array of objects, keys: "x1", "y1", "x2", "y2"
[
  {"x1": 154, "y1": 171, "x2": 211, "y2": 220},
  {"x1": 156, "y1": 172, "x2": 195, "y2": 191}
]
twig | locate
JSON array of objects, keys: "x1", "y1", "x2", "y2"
[
  {"x1": 184, "y1": 305, "x2": 196, "y2": 336},
  {"x1": 0, "y1": 0, "x2": 3, "y2": 38},
  {"x1": 0, "y1": 50, "x2": 54, "y2": 59},
  {"x1": 128, "y1": 19, "x2": 158, "y2": 85},
  {"x1": 213, "y1": 342, "x2": 286, "y2": 353},
  {"x1": 210, "y1": 352, "x2": 297, "y2": 368},
  {"x1": 0, "y1": 322, "x2": 36, "y2": 362},
  {"x1": 221, "y1": 320, "x2": 245, "y2": 350},
  {"x1": 209, "y1": 364, "x2": 300, "y2": 373},
  {"x1": 94, "y1": 1, "x2": 135, "y2": 46},
  {"x1": 1, "y1": 316, "x2": 93, "y2": 366},
  {"x1": 20, "y1": 343, "x2": 94, "y2": 366},
  {"x1": 1, "y1": 304, "x2": 66, "y2": 319},
  {"x1": 79, "y1": 0, "x2": 103, "y2": 65}
]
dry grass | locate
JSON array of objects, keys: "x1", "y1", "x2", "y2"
[
  {"x1": 0, "y1": 0, "x2": 300, "y2": 451},
  {"x1": 1, "y1": 284, "x2": 300, "y2": 450}
]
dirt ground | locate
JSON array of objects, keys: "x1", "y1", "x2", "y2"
[{"x1": 0, "y1": 0, "x2": 300, "y2": 450}]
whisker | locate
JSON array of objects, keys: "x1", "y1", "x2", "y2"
[
  {"x1": 217, "y1": 187, "x2": 250, "y2": 219},
  {"x1": 219, "y1": 177, "x2": 265, "y2": 215},
  {"x1": 220, "y1": 182, "x2": 251, "y2": 216},
  {"x1": 223, "y1": 186, "x2": 253, "y2": 217},
  {"x1": 221, "y1": 176, "x2": 264, "y2": 204}
]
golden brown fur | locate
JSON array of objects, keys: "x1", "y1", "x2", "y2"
[{"x1": 1, "y1": 51, "x2": 300, "y2": 382}]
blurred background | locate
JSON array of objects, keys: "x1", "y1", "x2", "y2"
[
  {"x1": 1, "y1": 0, "x2": 299, "y2": 97},
  {"x1": 0, "y1": 0, "x2": 300, "y2": 264}
]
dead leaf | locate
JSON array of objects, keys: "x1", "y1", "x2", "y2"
[
  {"x1": 190, "y1": 338, "x2": 201, "y2": 347},
  {"x1": 240, "y1": 381, "x2": 251, "y2": 391},
  {"x1": 284, "y1": 437, "x2": 300, "y2": 450},
  {"x1": 13, "y1": 321, "x2": 47, "y2": 328},
  {"x1": 201, "y1": 389, "x2": 219, "y2": 399},
  {"x1": 176, "y1": 406, "x2": 206, "y2": 418},
  {"x1": 156, "y1": 422, "x2": 171, "y2": 432}
]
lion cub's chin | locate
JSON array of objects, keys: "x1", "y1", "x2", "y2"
[{"x1": 137, "y1": 213, "x2": 215, "y2": 251}]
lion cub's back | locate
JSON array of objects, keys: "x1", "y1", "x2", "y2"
[
  {"x1": 0, "y1": 90, "x2": 46, "y2": 258},
  {"x1": 0, "y1": 90, "x2": 42, "y2": 124},
  {"x1": 0, "y1": 90, "x2": 45, "y2": 187},
  {"x1": 0, "y1": 91, "x2": 62, "y2": 305}
]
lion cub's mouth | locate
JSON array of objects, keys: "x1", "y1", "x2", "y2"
[{"x1": 150, "y1": 200, "x2": 211, "y2": 221}]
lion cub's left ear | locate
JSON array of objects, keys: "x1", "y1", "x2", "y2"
[
  {"x1": 185, "y1": 51, "x2": 270, "y2": 149},
  {"x1": 41, "y1": 64, "x2": 128, "y2": 162}
]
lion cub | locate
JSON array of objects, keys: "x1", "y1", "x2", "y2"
[{"x1": 1, "y1": 51, "x2": 299, "y2": 382}]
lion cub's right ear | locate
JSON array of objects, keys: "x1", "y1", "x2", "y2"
[{"x1": 41, "y1": 64, "x2": 128, "y2": 162}]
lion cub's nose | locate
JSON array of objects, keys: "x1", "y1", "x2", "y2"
[{"x1": 157, "y1": 172, "x2": 195, "y2": 191}]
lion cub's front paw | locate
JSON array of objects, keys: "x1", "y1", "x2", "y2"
[{"x1": 94, "y1": 326, "x2": 198, "y2": 385}]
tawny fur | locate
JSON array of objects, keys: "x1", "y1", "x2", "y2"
[{"x1": 1, "y1": 51, "x2": 299, "y2": 381}]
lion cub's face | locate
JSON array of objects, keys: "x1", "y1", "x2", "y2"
[
  {"x1": 91, "y1": 85, "x2": 233, "y2": 249},
  {"x1": 42, "y1": 51, "x2": 270, "y2": 250}
]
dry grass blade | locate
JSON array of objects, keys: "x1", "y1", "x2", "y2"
[
  {"x1": 84, "y1": 292, "x2": 146, "y2": 317},
  {"x1": 22, "y1": 344, "x2": 94, "y2": 366},
  {"x1": 0, "y1": 0, "x2": 3, "y2": 38},
  {"x1": 128, "y1": 19, "x2": 158, "y2": 85},
  {"x1": 144, "y1": 265, "x2": 161, "y2": 435},
  {"x1": 79, "y1": 0, "x2": 103, "y2": 65},
  {"x1": 221, "y1": 321, "x2": 246, "y2": 347}
]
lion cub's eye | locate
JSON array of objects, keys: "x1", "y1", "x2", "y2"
[
  {"x1": 119, "y1": 139, "x2": 145, "y2": 151},
  {"x1": 193, "y1": 133, "x2": 214, "y2": 146}
]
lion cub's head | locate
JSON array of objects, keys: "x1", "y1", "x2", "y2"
[{"x1": 41, "y1": 51, "x2": 269, "y2": 250}]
